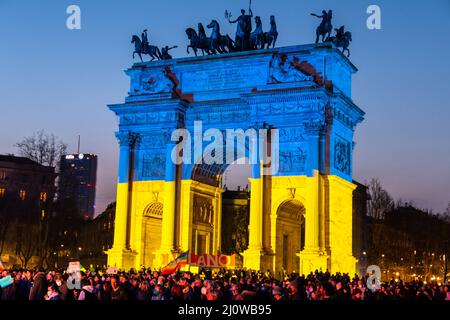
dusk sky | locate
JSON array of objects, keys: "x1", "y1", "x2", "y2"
[{"x1": 0, "y1": 0, "x2": 449, "y2": 215}]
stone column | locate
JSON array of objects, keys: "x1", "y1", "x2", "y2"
[
  {"x1": 112, "y1": 133, "x2": 131, "y2": 250},
  {"x1": 107, "y1": 131, "x2": 139, "y2": 268},
  {"x1": 154, "y1": 142, "x2": 178, "y2": 266},
  {"x1": 179, "y1": 180, "x2": 193, "y2": 252},
  {"x1": 243, "y1": 162, "x2": 266, "y2": 270},
  {"x1": 298, "y1": 120, "x2": 328, "y2": 274},
  {"x1": 262, "y1": 126, "x2": 273, "y2": 253},
  {"x1": 303, "y1": 120, "x2": 323, "y2": 251},
  {"x1": 304, "y1": 171, "x2": 320, "y2": 251},
  {"x1": 213, "y1": 186, "x2": 223, "y2": 255},
  {"x1": 248, "y1": 163, "x2": 263, "y2": 250}
]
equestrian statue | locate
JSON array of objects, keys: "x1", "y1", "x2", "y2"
[
  {"x1": 311, "y1": 10, "x2": 333, "y2": 44},
  {"x1": 326, "y1": 25, "x2": 352, "y2": 57},
  {"x1": 131, "y1": 29, "x2": 162, "y2": 62}
]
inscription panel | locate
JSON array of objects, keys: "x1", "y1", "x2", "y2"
[{"x1": 181, "y1": 64, "x2": 268, "y2": 92}]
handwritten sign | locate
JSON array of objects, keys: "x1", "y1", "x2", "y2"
[
  {"x1": 107, "y1": 266, "x2": 118, "y2": 275},
  {"x1": 0, "y1": 275, "x2": 13, "y2": 288}
]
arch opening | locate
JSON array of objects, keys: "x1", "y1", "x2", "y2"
[
  {"x1": 141, "y1": 202, "x2": 163, "y2": 267},
  {"x1": 275, "y1": 199, "x2": 305, "y2": 274}
]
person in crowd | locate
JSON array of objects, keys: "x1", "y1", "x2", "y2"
[
  {"x1": 0, "y1": 271, "x2": 16, "y2": 301},
  {"x1": 109, "y1": 275, "x2": 127, "y2": 301},
  {"x1": 46, "y1": 284, "x2": 61, "y2": 301},
  {"x1": 151, "y1": 284, "x2": 165, "y2": 301},
  {"x1": 54, "y1": 274, "x2": 71, "y2": 301},
  {"x1": 272, "y1": 286, "x2": 285, "y2": 300},
  {"x1": 179, "y1": 277, "x2": 194, "y2": 301},
  {"x1": 29, "y1": 269, "x2": 48, "y2": 301},
  {"x1": 78, "y1": 278, "x2": 97, "y2": 301},
  {"x1": 136, "y1": 280, "x2": 151, "y2": 301},
  {"x1": 287, "y1": 279, "x2": 304, "y2": 300}
]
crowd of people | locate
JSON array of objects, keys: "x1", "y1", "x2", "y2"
[{"x1": 1, "y1": 268, "x2": 450, "y2": 301}]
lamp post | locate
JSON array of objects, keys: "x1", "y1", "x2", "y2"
[{"x1": 444, "y1": 240, "x2": 449, "y2": 285}]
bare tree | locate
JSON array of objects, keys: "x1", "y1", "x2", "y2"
[
  {"x1": 367, "y1": 178, "x2": 394, "y2": 220},
  {"x1": 15, "y1": 130, "x2": 67, "y2": 168},
  {"x1": 0, "y1": 196, "x2": 19, "y2": 257},
  {"x1": 444, "y1": 201, "x2": 450, "y2": 222},
  {"x1": 13, "y1": 130, "x2": 66, "y2": 267},
  {"x1": 0, "y1": 217, "x2": 9, "y2": 257},
  {"x1": 15, "y1": 223, "x2": 39, "y2": 267}
]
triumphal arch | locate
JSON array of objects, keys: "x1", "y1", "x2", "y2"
[{"x1": 106, "y1": 41, "x2": 365, "y2": 275}]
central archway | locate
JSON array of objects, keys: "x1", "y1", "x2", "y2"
[
  {"x1": 188, "y1": 154, "x2": 252, "y2": 260},
  {"x1": 275, "y1": 199, "x2": 305, "y2": 274}
]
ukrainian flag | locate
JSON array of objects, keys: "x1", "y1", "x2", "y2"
[{"x1": 161, "y1": 251, "x2": 189, "y2": 275}]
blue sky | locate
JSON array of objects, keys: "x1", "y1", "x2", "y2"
[{"x1": 0, "y1": 0, "x2": 449, "y2": 214}]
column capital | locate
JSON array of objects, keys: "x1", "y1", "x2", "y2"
[
  {"x1": 303, "y1": 118, "x2": 326, "y2": 136},
  {"x1": 115, "y1": 131, "x2": 141, "y2": 147}
]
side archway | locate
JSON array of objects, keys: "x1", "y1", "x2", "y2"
[
  {"x1": 275, "y1": 199, "x2": 305, "y2": 274},
  {"x1": 141, "y1": 202, "x2": 163, "y2": 267}
]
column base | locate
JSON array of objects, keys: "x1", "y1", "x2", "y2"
[
  {"x1": 242, "y1": 247, "x2": 274, "y2": 271},
  {"x1": 330, "y1": 254, "x2": 358, "y2": 275},
  {"x1": 152, "y1": 248, "x2": 179, "y2": 269},
  {"x1": 298, "y1": 248, "x2": 329, "y2": 275},
  {"x1": 106, "y1": 247, "x2": 138, "y2": 271}
]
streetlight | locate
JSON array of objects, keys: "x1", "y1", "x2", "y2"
[{"x1": 444, "y1": 240, "x2": 449, "y2": 285}]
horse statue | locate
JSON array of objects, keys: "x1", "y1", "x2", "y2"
[
  {"x1": 311, "y1": 10, "x2": 333, "y2": 44},
  {"x1": 326, "y1": 26, "x2": 352, "y2": 57},
  {"x1": 207, "y1": 19, "x2": 235, "y2": 53},
  {"x1": 264, "y1": 15, "x2": 278, "y2": 49},
  {"x1": 131, "y1": 34, "x2": 162, "y2": 62},
  {"x1": 198, "y1": 23, "x2": 207, "y2": 40},
  {"x1": 185, "y1": 28, "x2": 216, "y2": 56},
  {"x1": 249, "y1": 15, "x2": 278, "y2": 50},
  {"x1": 249, "y1": 16, "x2": 264, "y2": 49}
]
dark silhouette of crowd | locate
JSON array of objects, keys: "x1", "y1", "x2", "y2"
[{"x1": 1, "y1": 268, "x2": 450, "y2": 301}]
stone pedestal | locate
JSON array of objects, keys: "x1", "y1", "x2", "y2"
[
  {"x1": 243, "y1": 249, "x2": 274, "y2": 271},
  {"x1": 106, "y1": 247, "x2": 137, "y2": 270},
  {"x1": 298, "y1": 249, "x2": 329, "y2": 275}
]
